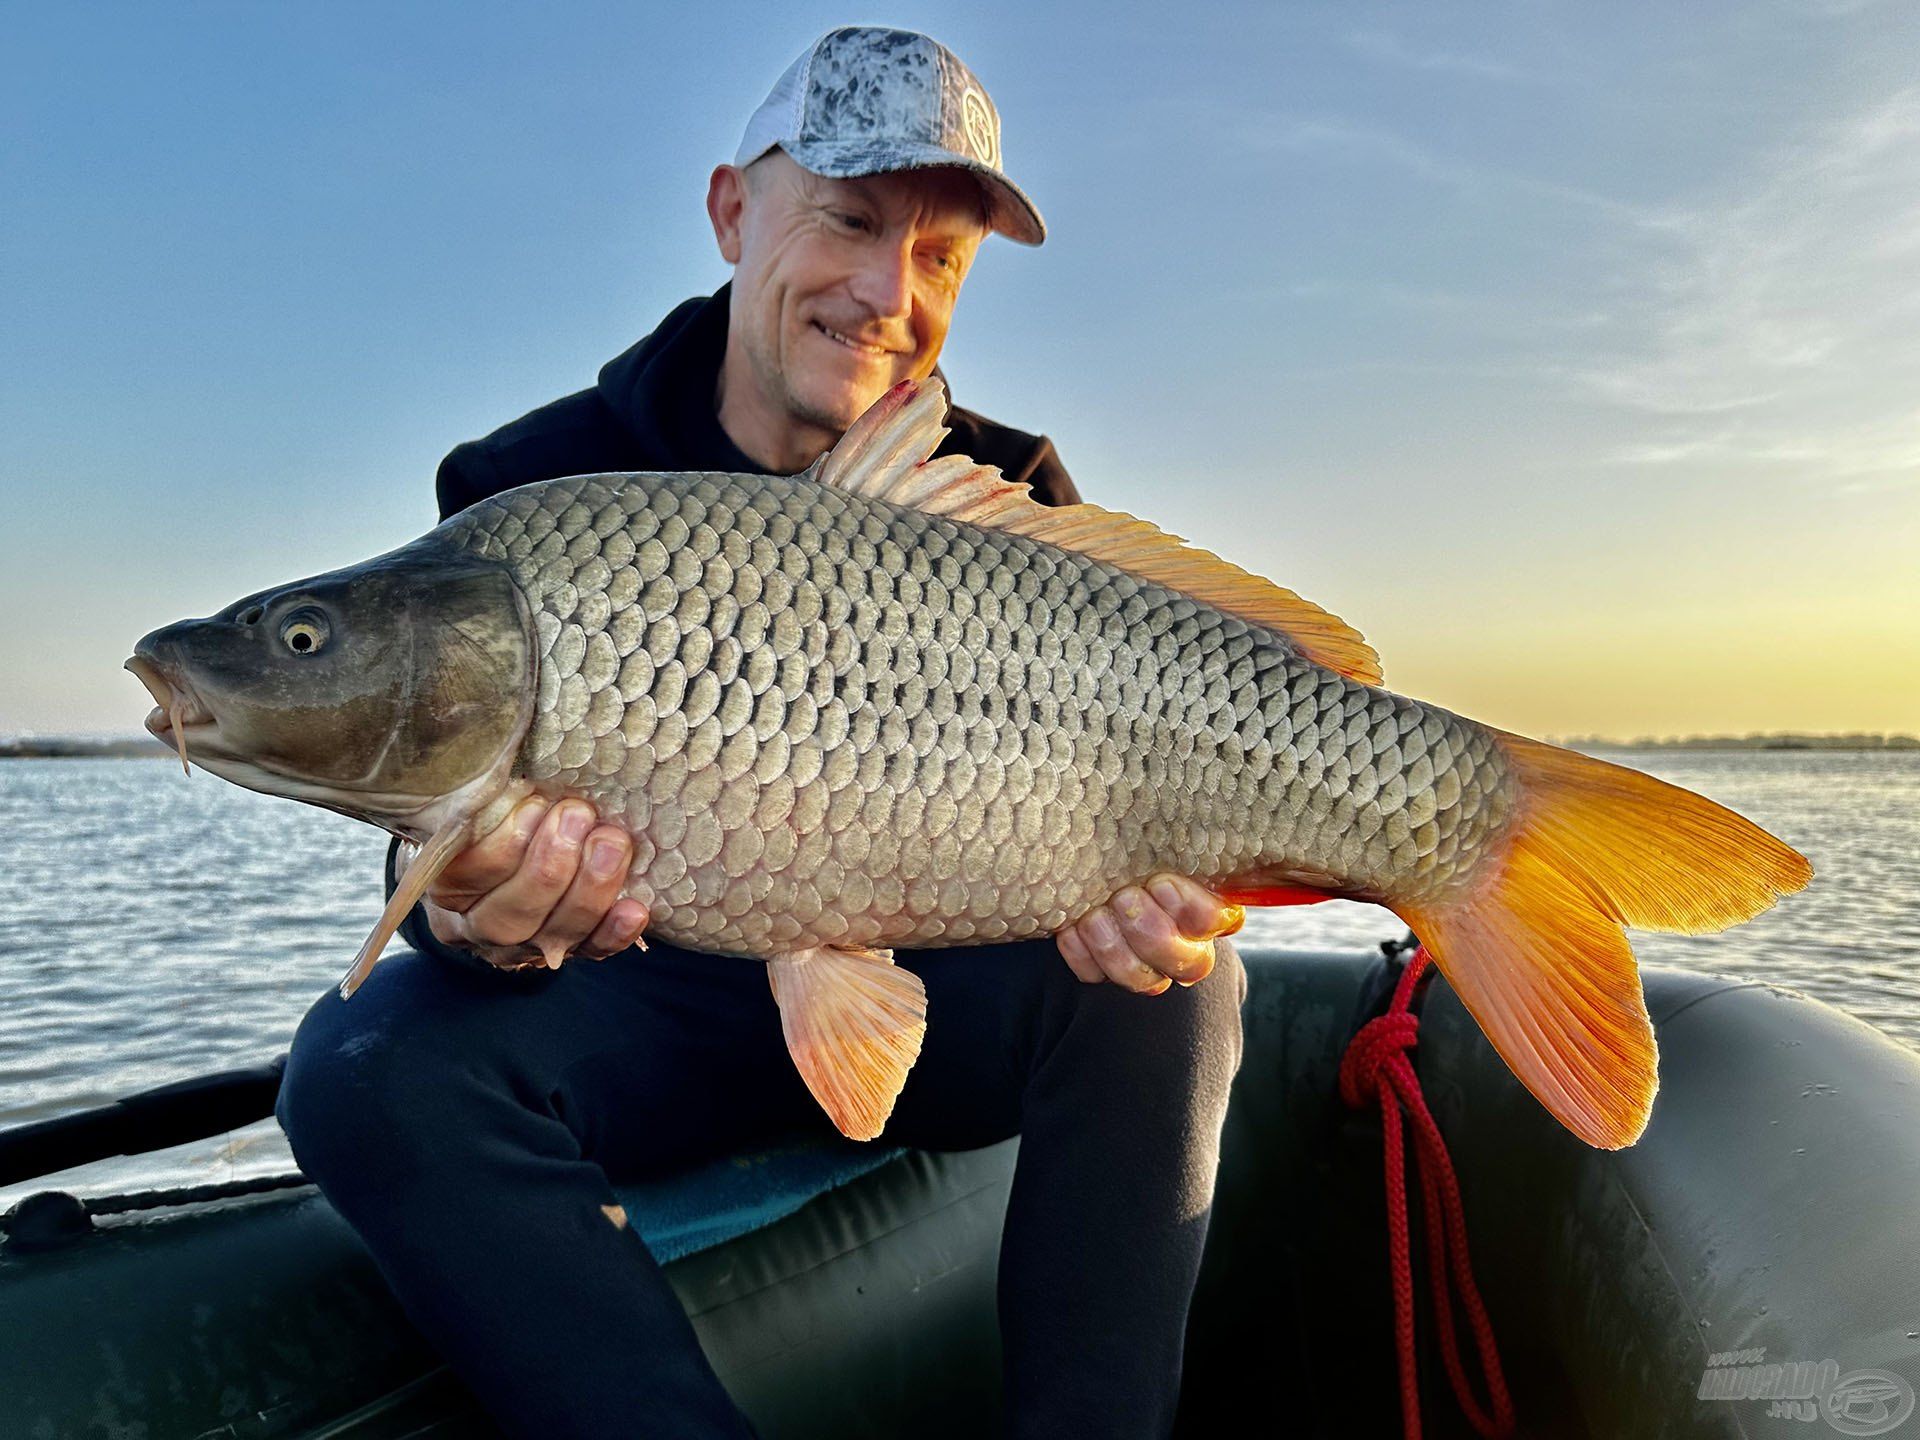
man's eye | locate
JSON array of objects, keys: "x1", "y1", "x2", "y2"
[{"x1": 834, "y1": 212, "x2": 869, "y2": 233}]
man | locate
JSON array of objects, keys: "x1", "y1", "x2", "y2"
[{"x1": 278, "y1": 27, "x2": 1246, "y2": 1439}]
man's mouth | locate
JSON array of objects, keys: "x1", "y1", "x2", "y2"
[
  {"x1": 810, "y1": 320, "x2": 902, "y2": 358},
  {"x1": 126, "y1": 655, "x2": 213, "y2": 775}
]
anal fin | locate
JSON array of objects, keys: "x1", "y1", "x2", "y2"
[{"x1": 767, "y1": 945, "x2": 927, "y2": 1141}]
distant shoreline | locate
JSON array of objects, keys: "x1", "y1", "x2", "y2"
[
  {"x1": 1559, "y1": 733, "x2": 1920, "y2": 752},
  {"x1": 4, "y1": 732, "x2": 1916, "y2": 759},
  {"x1": 0, "y1": 738, "x2": 172, "y2": 759}
]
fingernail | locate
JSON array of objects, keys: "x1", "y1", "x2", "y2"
[
  {"x1": 1115, "y1": 888, "x2": 1145, "y2": 922},
  {"x1": 589, "y1": 837, "x2": 625, "y2": 877},
  {"x1": 1149, "y1": 879, "x2": 1182, "y2": 912},
  {"x1": 560, "y1": 804, "x2": 594, "y2": 842},
  {"x1": 515, "y1": 800, "x2": 548, "y2": 839},
  {"x1": 1086, "y1": 912, "x2": 1118, "y2": 946}
]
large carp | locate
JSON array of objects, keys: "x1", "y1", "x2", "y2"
[{"x1": 128, "y1": 378, "x2": 1810, "y2": 1148}]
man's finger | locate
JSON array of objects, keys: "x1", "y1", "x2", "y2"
[
  {"x1": 534, "y1": 824, "x2": 635, "y2": 961},
  {"x1": 431, "y1": 797, "x2": 551, "y2": 909},
  {"x1": 1177, "y1": 943, "x2": 1219, "y2": 987},
  {"x1": 581, "y1": 898, "x2": 650, "y2": 960},
  {"x1": 1145, "y1": 874, "x2": 1245, "y2": 941},
  {"x1": 423, "y1": 897, "x2": 474, "y2": 952},
  {"x1": 1109, "y1": 885, "x2": 1216, "y2": 983},
  {"x1": 1055, "y1": 923, "x2": 1107, "y2": 984},
  {"x1": 457, "y1": 800, "x2": 598, "y2": 948},
  {"x1": 1079, "y1": 908, "x2": 1173, "y2": 995}
]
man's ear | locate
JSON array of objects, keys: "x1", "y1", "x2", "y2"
[{"x1": 707, "y1": 164, "x2": 747, "y2": 265}]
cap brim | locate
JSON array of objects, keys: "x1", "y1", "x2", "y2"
[{"x1": 775, "y1": 138, "x2": 1046, "y2": 246}]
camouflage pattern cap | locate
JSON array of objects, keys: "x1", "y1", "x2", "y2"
[{"x1": 734, "y1": 26, "x2": 1046, "y2": 246}]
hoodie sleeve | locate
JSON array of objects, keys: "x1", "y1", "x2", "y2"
[
  {"x1": 1002, "y1": 434, "x2": 1081, "y2": 507},
  {"x1": 434, "y1": 388, "x2": 640, "y2": 521},
  {"x1": 434, "y1": 443, "x2": 505, "y2": 524}
]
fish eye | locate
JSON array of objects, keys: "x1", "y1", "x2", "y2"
[{"x1": 279, "y1": 609, "x2": 330, "y2": 656}]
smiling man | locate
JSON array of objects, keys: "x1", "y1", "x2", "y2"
[
  {"x1": 713, "y1": 152, "x2": 991, "y2": 471},
  {"x1": 278, "y1": 26, "x2": 1246, "y2": 1440}
]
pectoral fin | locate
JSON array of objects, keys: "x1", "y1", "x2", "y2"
[
  {"x1": 338, "y1": 814, "x2": 476, "y2": 999},
  {"x1": 767, "y1": 945, "x2": 928, "y2": 1141}
]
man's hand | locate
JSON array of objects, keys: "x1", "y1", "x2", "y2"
[
  {"x1": 1056, "y1": 875, "x2": 1243, "y2": 996},
  {"x1": 422, "y1": 797, "x2": 650, "y2": 971}
]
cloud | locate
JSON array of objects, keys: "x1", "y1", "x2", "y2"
[
  {"x1": 1197, "y1": 47, "x2": 1918, "y2": 493},
  {"x1": 1603, "y1": 409, "x2": 1920, "y2": 485},
  {"x1": 1256, "y1": 116, "x2": 1478, "y2": 187},
  {"x1": 1578, "y1": 89, "x2": 1920, "y2": 486},
  {"x1": 1342, "y1": 29, "x2": 1529, "y2": 85},
  {"x1": 1250, "y1": 114, "x2": 1655, "y2": 227},
  {"x1": 1792, "y1": 0, "x2": 1895, "y2": 16}
]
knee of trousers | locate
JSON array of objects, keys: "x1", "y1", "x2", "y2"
[
  {"x1": 1159, "y1": 937, "x2": 1247, "y2": 1046},
  {"x1": 1179, "y1": 938, "x2": 1248, "y2": 1084},
  {"x1": 276, "y1": 950, "x2": 506, "y2": 1186},
  {"x1": 1065, "y1": 938, "x2": 1248, "y2": 1084}
]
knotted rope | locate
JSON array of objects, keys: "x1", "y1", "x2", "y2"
[{"x1": 1338, "y1": 944, "x2": 1516, "y2": 1439}]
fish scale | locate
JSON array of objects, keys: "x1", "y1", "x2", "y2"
[{"x1": 439, "y1": 468, "x2": 1517, "y2": 957}]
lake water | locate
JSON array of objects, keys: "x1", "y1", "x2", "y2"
[{"x1": 2, "y1": 750, "x2": 1915, "y2": 1204}]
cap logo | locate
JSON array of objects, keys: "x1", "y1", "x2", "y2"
[{"x1": 961, "y1": 87, "x2": 998, "y2": 168}]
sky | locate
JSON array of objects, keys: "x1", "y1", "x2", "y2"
[{"x1": 4, "y1": 0, "x2": 1917, "y2": 741}]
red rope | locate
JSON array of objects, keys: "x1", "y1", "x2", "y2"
[{"x1": 1337, "y1": 946, "x2": 1516, "y2": 1439}]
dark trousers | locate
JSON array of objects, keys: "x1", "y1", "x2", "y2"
[{"x1": 277, "y1": 935, "x2": 1246, "y2": 1439}]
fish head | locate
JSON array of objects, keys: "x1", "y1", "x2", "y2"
[{"x1": 127, "y1": 544, "x2": 535, "y2": 828}]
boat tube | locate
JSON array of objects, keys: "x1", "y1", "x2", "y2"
[{"x1": 2, "y1": 947, "x2": 1915, "y2": 1438}]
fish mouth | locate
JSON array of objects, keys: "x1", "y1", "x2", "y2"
[{"x1": 125, "y1": 654, "x2": 215, "y2": 774}]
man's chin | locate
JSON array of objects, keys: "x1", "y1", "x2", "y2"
[{"x1": 789, "y1": 379, "x2": 906, "y2": 437}]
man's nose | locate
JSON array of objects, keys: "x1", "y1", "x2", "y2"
[{"x1": 846, "y1": 241, "x2": 914, "y2": 322}]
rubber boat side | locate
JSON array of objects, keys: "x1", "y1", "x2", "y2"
[{"x1": 2, "y1": 948, "x2": 1915, "y2": 1438}]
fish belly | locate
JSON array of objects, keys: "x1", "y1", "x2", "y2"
[{"x1": 441, "y1": 472, "x2": 1516, "y2": 956}]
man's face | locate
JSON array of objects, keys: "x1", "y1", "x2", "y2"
[{"x1": 716, "y1": 150, "x2": 988, "y2": 435}]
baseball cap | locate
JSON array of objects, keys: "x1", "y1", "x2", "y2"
[{"x1": 733, "y1": 26, "x2": 1047, "y2": 246}]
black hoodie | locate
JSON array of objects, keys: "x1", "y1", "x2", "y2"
[{"x1": 433, "y1": 284, "x2": 1079, "y2": 522}]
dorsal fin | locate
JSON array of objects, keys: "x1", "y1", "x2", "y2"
[{"x1": 813, "y1": 379, "x2": 1383, "y2": 685}]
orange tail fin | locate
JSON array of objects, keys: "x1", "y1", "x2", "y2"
[{"x1": 1395, "y1": 733, "x2": 1812, "y2": 1150}]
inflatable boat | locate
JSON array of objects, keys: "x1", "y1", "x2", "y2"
[{"x1": 3, "y1": 945, "x2": 1916, "y2": 1438}]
